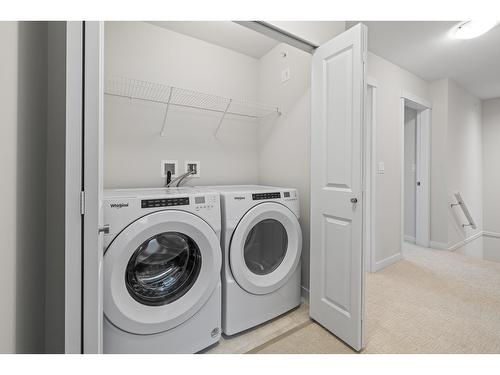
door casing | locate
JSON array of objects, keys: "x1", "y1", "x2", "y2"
[{"x1": 400, "y1": 93, "x2": 432, "y2": 250}]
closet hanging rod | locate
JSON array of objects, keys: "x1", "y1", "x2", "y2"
[{"x1": 105, "y1": 92, "x2": 266, "y2": 119}]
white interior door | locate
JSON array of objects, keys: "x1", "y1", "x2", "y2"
[
  {"x1": 83, "y1": 21, "x2": 105, "y2": 353},
  {"x1": 309, "y1": 23, "x2": 367, "y2": 351}
]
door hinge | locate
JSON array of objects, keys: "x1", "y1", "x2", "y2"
[{"x1": 80, "y1": 191, "x2": 86, "y2": 215}]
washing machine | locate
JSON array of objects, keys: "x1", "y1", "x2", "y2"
[
  {"x1": 102, "y1": 187, "x2": 222, "y2": 353},
  {"x1": 209, "y1": 185, "x2": 302, "y2": 335}
]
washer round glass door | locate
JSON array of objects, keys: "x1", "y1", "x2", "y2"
[
  {"x1": 104, "y1": 210, "x2": 221, "y2": 335},
  {"x1": 125, "y1": 231, "x2": 202, "y2": 307},
  {"x1": 229, "y1": 202, "x2": 302, "y2": 295}
]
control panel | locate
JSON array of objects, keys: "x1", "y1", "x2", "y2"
[
  {"x1": 194, "y1": 194, "x2": 217, "y2": 211},
  {"x1": 141, "y1": 197, "x2": 189, "y2": 208},
  {"x1": 252, "y1": 192, "x2": 281, "y2": 200}
]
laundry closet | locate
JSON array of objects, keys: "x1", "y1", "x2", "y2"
[
  {"x1": 101, "y1": 21, "x2": 313, "y2": 353},
  {"x1": 103, "y1": 22, "x2": 313, "y2": 293},
  {"x1": 78, "y1": 21, "x2": 367, "y2": 353}
]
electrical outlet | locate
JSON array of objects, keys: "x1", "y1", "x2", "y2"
[
  {"x1": 378, "y1": 162, "x2": 385, "y2": 174},
  {"x1": 161, "y1": 160, "x2": 178, "y2": 177},
  {"x1": 185, "y1": 161, "x2": 201, "y2": 178},
  {"x1": 281, "y1": 67, "x2": 290, "y2": 83}
]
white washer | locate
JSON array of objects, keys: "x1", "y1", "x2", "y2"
[
  {"x1": 102, "y1": 187, "x2": 222, "y2": 353},
  {"x1": 208, "y1": 185, "x2": 302, "y2": 335}
]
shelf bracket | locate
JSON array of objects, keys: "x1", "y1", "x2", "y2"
[
  {"x1": 214, "y1": 99, "x2": 232, "y2": 138},
  {"x1": 160, "y1": 87, "x2": 174, "y2": 137}
]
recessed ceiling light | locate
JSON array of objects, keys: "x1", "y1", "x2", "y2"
[{"x1": 450, "y1": 21, "x2": 499, "y2": 40}]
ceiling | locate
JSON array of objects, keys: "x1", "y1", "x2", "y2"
[
  {"x1": 348, "y1": 21, "x2": 500, "y2": 99},
  {"x1": 148, "y1": 21, "x2": 279, "y2": 59}
]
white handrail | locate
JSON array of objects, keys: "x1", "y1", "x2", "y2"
[{"x1": 451, "y1": 192, "x2": 477, "y2": 229}]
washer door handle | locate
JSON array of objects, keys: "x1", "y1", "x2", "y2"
[{"x1": 98, "y1": 224, "x2": 110, "y2": 234}]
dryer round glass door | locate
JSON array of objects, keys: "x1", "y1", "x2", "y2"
[
  {"x1": 244, "y1": 219, "x2": 288, "y2": 275},
  {"x1": 229, "y1": 202, "x2": 302, "y2": 295},
  {"x1": 104, "y1": 210, "x2": 221, "y2": 335}
]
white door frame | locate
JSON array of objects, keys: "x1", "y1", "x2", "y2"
[
  {"x1": 82, "y1": 21, "x2": 105, "y2": 354},
  {"x1": 364, "y1": 78, "x2": 378, "y2": 272},
  {"x1": 400, "y1": 91, "x2": 432, "y2": 250},
  {"x1": 65, "y1": 21, "x2": 84, "y2": 354}
]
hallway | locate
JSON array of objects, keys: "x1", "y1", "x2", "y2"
[{"x1": 219, "y1": 243, "x2": 500, "y2": 354}]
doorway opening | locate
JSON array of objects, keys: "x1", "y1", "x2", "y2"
[{"x1": 401, "y1": 94, "x2": 431, "y2": 250}]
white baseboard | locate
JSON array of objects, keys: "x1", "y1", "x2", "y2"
[
  {"x1": 300, "y1": 285, "x2": 310, "y2": 303},
  {"x1": 372, "y1": 252, "x2": 402, "y2": 272},
  {"x1": 448, "y1": 231, "x2": 483, "y2": 251},
  {"x1": 483, "y1": 231, "x2": 500, "y2": 239},
  {"x1": 430, "y1": 240, "x2": 448, "y2": 250},
  {"x1": 404, "y1": 235, "x2": 416, "y2": 244}
]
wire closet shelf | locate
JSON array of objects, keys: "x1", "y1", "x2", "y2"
[{"x1": 104, "y1": 76, "x2": 281, "y2": 137}]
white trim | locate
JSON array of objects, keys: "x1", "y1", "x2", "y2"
[
  {"x1": 364, "y1": 82, "x2": 377, "y2": 273},
  {"x1": 404, "y1": 235, "x2": 416, "y2": 243},
  {"x1": 431, "y1": 231, "x2": 497, "y2": 251},
  {"x1": 400, "y1": 95, "x2": 432, "y2": 255},
  {"x1": 415, "y1": 109, "x2": 431, "y2": 247},
  {"x1": 83, "y1": 21, "x2": 104, "y2": 354},
  {"x1": 448, "y1": 231, "x2": 483, "y2": 251},
  {"x1": 373, "y1": 253, "x2": 402, "y2": 272},
  {"x1": 401, "y1": 90, "x2": 433, "y2": 110},
  {"x1": 65, "y1": 21, "x2": 83, "y2": 354},
  {"x1": 483, "y1": 231, "x2": 500, "y2": 238},
  {"x1": 430, "y1": 240, "x2": 448, "y2": 250},
  {"x1": 367, "y1": 76, "x2": 378, "y2": 88}
]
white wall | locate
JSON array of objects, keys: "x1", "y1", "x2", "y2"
[
  {"x1": 257, "y1": 42, "x2": 312, "y2": 293},
  {"x1": 429, "y1": 79, "x2": 449, "y2": 248},
  {"x1": 404, "y1": 107, "x2": 417, "y2": 240},
  {"x1": 0, "y1": 21, "x2": 47, "y2": 353},
  {"x1": 446, "y1": 79, "x2": 483, "y2": 256},
  {"x1": 429, "y1": 79, "x2": 484, "y2": 254},
  {"x1": 367, "y1": 52, "x2": 431, "y2": 267},
  {"x1": 104, "y1": 22, "x2": 261, "y2": 188},
  {"x1": 482, "y1": 97, "x2": 500, "y2": 262}
]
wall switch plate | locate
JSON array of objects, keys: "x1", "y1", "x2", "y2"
[
  {"x1": 378, "y1": 162, "x2": 385, "y2": 174},
  {"x1": 161, "y1": 160, "x2": 178, "y2": 177},
  {"x1": 185, "y1": 161, "x2": 201, "y2": 178},
  {"x1": 281, "y1": 67, "x2": 290, "y2": 83}
]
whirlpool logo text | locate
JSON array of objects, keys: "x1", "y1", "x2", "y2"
[{"x1": 110, "y1": 203, "x2": 129, "y2": 209}]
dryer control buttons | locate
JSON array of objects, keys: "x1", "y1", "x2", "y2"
[
  {"x1": 252, "y1": 192, "x2": 281, "y2": 200},
  {"x1": 141, "y1": 197, "x2": 189, "y2": 208}
]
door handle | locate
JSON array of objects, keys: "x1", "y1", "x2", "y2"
[
  {"x1": 350, "y1": 197, "x2": 358, "y2": 204},
  {"x1": 98, "y1": 224, "x2": 110, "y2": 234},
  {"x1": 417, "y1": 181, "x2": 421, "y2": 186}
]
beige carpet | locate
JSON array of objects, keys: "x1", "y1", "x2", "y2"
[{"x1": 251, "y1": 244, "x2": 500, "y2": 354}]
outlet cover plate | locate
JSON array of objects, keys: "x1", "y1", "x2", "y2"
[
  {"x1": 161, "y1": 160, "x2": 178, "y2": 178},
  {"x1": 185, "y1": 160, "x2": 201, "y2": 178}
]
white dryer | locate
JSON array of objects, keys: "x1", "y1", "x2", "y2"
[
  {"x1": 102, "y1": 188, "x2": 222, "y2": 353},
  {"x1": 209, "y1": 185, "x2": 302, "y2": 335}
]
